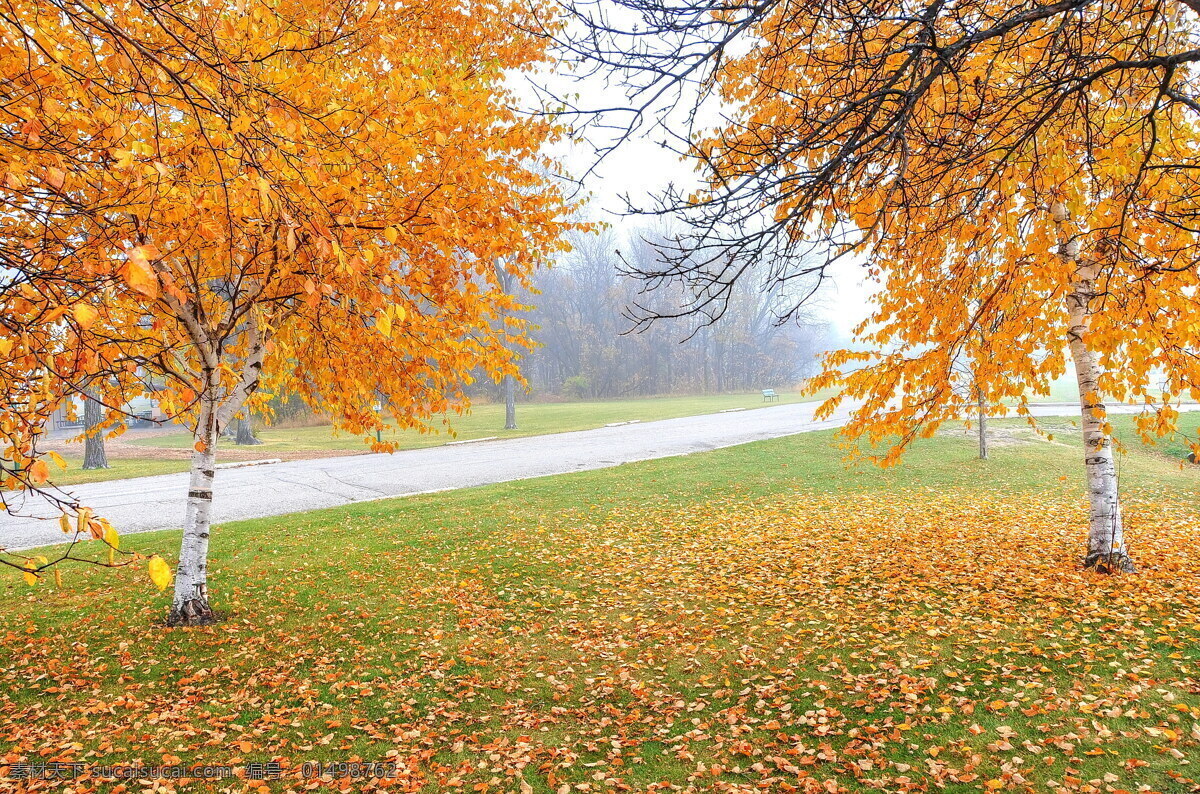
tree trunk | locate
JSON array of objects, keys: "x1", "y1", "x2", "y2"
[
  {"x1": 503, "y1": 374, "x2": 517, "y2": 430},
  {"x1": 234, "y1": 415, "x2": 261, "y2": 445},
  {"x1": 82, "y1": 392, "x2": 108, "y2": 469},
  {"x1": 169, "y1": 392, "x2": 219, "y2": 626},
  {"x1": 1065, "y1": 265, "x2": 1134, "y2": 573},
  {"x1": 976, "y1": 386, "x2": 988, "y2": 461}
]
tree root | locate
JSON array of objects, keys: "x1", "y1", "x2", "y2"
[
  {"x1": 166, "y1": 597, "x2": 217, "y2": 627},
  {"x1": 1083, "y1": 550, "x2": 1136, "y2": 574}
]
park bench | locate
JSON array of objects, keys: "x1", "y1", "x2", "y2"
[{"x1": 762, "y1": 389, "x2": 779, "y2": 402}]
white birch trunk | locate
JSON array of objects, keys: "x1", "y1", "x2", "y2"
[
  {"x1": 494, "y1": 257, "x2": 519, "y2": 432},
  {"x1": 166, "y1": 318, "x2": 267, "y2": 625},
  {"x1": 1064, "y1": 269, "x2": 1134, "y2": 572},
  {"x1": 1049, "y1": 198, "x2": 1133, "y2": 573},
  {"x1": 169, "y1": 382, "x2": 219, "y2": 625}
]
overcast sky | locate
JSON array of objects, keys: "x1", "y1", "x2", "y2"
[{"x1": 570, "y1": 133, "x2": 877, "y2": 343}]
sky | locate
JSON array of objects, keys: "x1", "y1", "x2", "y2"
[
  {"x1": 571, "y1": 133, "x2": 878, "y2": 343},
  {"x1": 518, "y1": 7, "x2": 879, "y2": 347},
  {"x1": 520, "y1": 46, "x2": 877, "y2": 346}
]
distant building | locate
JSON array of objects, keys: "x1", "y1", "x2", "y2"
[{"x1": 50, "y1": 394, "x2": 169, "y2": 433}]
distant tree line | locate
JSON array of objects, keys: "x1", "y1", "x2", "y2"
[{"x1": 487, "y1": 229, "x2": 829, "y2": 400}]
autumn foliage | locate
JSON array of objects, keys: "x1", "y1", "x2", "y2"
[
  {"x1": 2, "y1": 0, "x2": 572, "y2": 445},
  {"x1": 1, "y1": 0, "x2": 577, "y2": 608}
]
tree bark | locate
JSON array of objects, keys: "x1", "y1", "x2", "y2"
[
  {"x1": 234, "y1": 415, "x2": 261, "y2": 445},
  {"x1": 503, "y1": 374, "x2": 517, "y2": 430},
  {"x1": 168, "y1": 384, "x2": 219, "y2": 626},
  {"x1": 976, "y1": 386, "x2": 988, "y2": 461},
  {"x1": 81, "y1": 391, "x2": 109, "y2": 469},
  {"x1": 1065, "y1": 264, "x2": 1134, "y2": 573},
  {"x1": 493, "y1": 259, "x2": 520, "y2": 431},
  {"x1": 1050, "y1": 202, "x2": 1133, "y2": 573},
  {"x1": 158, "y1": 289, "x2": 267, "y2": 626}
]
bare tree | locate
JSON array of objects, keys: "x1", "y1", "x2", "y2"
[{"x1": 520, "y1": 227, "x2": 828, "y2": 397}]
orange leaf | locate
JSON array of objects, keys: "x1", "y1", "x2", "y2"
[
  {"x1": 123, "y1": 246, "x2": 160, "y2": 298},
  {"x1": 28, "y1": 459, "x2": 49, "y2": 484}
]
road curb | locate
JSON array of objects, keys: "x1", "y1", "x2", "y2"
[{"x1": 215, "y1": 458, "x2": 283, "y2": 470}]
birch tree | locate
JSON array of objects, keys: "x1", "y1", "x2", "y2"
[
  {"x1": 552, "y1": 0, "x2": 1200, "y2": 571},
  {"x1": 2, "y1": 0, "x2": 575, "y2": 618}
]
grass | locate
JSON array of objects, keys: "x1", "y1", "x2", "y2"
[
  {"x1": 51, "y1": 375, "x2": 1198, "y2": 488},
  {"x1": 3, "y1": 415, "x2": 1199, "y2": 792},
  {"x1": 48, "y1": 456, "x2": 190, "y2": 486},
  {"x1": 128, "y1": 390, "x2": 822, "y2": 453}
]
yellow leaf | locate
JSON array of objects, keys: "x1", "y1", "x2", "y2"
[
  {"x1": 148, "y1": 555, "x2": 172, "y2": 591},
  {"x1": 103, "y1": 523, "x2": 119, "y2": 550},
  {"x1": 59, "y1": 513, "x2": 71, "y2": 534},
  {"x1": 73, "y1": 303, "x2": 98, "y2": 328},
  {"x1": 22, "y1": 560, "x2": 37, "y2": 586},
  {"x1": 112, "y1": 148, "x2": 136, "y2": 169},
  {"x1": 434, "y1": 131, "x2": 448, "y2": 146},
  {"x1": 384, "y1": 226, "x2": 399, "y2": 244},
  {"x1": 54, "y1": 567, "x2": 62, "y2": 588},
  {"x1": 48, "y1": 451, "x2": 67, "y2": 470},
  {"x1": 377, "y1": 309, "x2": 392, "y2": 338},
  {"x1": 257, "y1": 176, "x2": 272, "y2": 214},
  {"x1": 76, "y1": 506, "x2": 92, "y2": 535}
]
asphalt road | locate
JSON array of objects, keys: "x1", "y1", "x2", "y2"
[{"x1": 2, "y1": 400, "x2": 1194, "y2": 550}]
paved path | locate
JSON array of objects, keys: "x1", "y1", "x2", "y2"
[{"x1": 2, "y1": 400, "x2": 1194, "y2": 550}]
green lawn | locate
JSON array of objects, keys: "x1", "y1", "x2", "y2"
[
  {"x1": 129, "y1": 390, "x2": 822, "y2": 453},
  {"x1": 4, "y1": 416, "x2": 1199, "y2": 791},
  {"x1": 48, "y1": 456, "x2": 191, "y2": 486}
]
